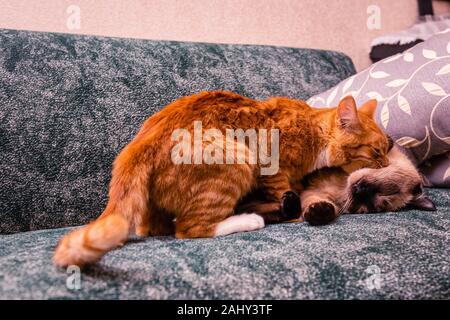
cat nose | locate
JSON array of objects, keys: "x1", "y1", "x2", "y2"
[{"x1": 351, "y1": 180, "x2": 377, "y2": 201}]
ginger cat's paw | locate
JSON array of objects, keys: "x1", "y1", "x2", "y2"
[
  {"x1": 135, "y1": 224, "x2": 151, "y2": 237},
  {"x1": 280, "y1": 191, "x2": 301, "y2": 220},
  {"x1": 303, "y1": 201, "x2": 338, "y2": 226}
]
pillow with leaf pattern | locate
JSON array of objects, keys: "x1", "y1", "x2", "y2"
[{"x1": 307, "y1": 29, "x2": 450, "y2": 187}]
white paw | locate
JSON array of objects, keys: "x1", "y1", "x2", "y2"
[
  {"x1": 214, "y1": 213, "x2": 265, "y2": 237},
  {"x1": 241, "y1": 213, "x2": 265, "y2": 231}
]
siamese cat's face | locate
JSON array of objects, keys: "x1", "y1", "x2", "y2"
[{"x1": 345, "y1": 146, "x2": 436, "y2": 213}]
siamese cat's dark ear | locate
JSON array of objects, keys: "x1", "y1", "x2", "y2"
[
  {"x1": 409, "y1": 196, "x2": 437, "y2": 211},
  {"x1": 336, "y1": 96, "x2": 360, "y2": 131},
  {"x1": 358, "y1": 99, "x2": 377, "y2": 119}
]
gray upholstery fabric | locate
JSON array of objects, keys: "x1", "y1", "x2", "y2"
[
  {"x1": 0, "y1": 188, "x2": 449, "y2": 299},
  {"x1": 0, "y1": 28, "x2": 355, "y2": 234}
]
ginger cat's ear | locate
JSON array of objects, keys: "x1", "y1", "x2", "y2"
[
  {"x1": 358, "y1": 99, "x2": 378, "y2": 119},
  {"x1": 336, "y1": 96, "x2": 360, "y2": 131}
]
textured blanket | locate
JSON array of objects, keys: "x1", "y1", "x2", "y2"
[{"x1": 0, "y1": 189, "x2": 448, "y2": 299}]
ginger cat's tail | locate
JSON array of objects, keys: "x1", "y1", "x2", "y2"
[
  {"x1": 54, "y1": 137, "x2": 153, "y2": 267},
  {"x1": 53, "y1": 213, "x2": 130, "y2": 267}
]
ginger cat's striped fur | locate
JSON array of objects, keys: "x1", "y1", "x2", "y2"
[{"x1": 54, "y1": 91, "x2": 389, "y2": 267}]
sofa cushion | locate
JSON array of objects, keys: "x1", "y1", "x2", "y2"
[
  {"x1": 421, "y1": 151, "x2": 450, "y2": 187},
  {"x1": 1, "y1": 188, "x2": 449, "y2": 299},
  {"x1": 0, "y1": 29, "x2": 355, "y2": 234}
]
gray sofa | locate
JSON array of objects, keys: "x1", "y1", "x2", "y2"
[{"x1": 0, "y1": 29, "x2": 449, "y2": 299}]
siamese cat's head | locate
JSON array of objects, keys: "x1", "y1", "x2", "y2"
[
  {"x1": 346, "y1": 146, "x2": 436, "y2": 213},
  {"x1": 327, "y1": 96, "x2": 390, "y2": 173}
]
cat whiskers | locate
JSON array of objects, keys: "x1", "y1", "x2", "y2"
[{"x1": 339, "y1": 195, "x2": 353, "y2": 215}]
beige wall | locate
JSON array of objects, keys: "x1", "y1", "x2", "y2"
[{"x1": 1, "y1": 0, "x2": 449, "y2": 70}]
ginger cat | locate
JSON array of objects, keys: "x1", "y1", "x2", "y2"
[
  {"x1": 239, "y1": 145, "x2": 436, "y2": 225},
  {"x1": 54, "y1": 91, "x2": 389, "y2": 267}
]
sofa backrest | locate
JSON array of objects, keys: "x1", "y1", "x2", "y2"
[{"x1": 0, "y1": 29, "x2": 355, "y2": 233}]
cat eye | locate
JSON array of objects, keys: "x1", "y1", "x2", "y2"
[
  {"x1": 371, "y1": 147, "x2": 381, "y2": 156},
  {"x1": 387, "y1": 135, "x2": 394, "y2": 151}
]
